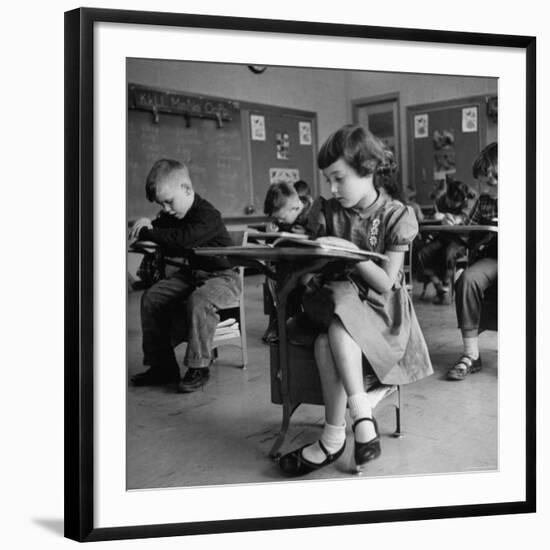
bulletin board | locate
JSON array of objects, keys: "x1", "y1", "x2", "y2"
[
  {"x1": 248, "y1": 107, "x2": 318, "y2": 215},
  {"x1": 127, "y1": 83, "x2": 318, "y2": 221},
  {"x1": 407, "y1": 95, "x2": 491, "y2": 206}
]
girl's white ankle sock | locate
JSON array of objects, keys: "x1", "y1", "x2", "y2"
[{"x1": 302, "y1": 421, "x2": 346, "y2": 464}]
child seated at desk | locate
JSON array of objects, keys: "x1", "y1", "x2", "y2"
[
  {"x1": 447, "y1": 142, "x2": 498, "y2": 381},
  {"x1": 261, "y1": 180, "x2": 314, "y2": 343},
  {"x1": 129, "y1": 159, "x2": 241, "y2": 393},
  {"x1": 417, "y1": 178, "x2": 477, "y2": 304},
  {"x1": 263, "y1": 180, "x2": 313, "y2": 233},
  {"x1": 278, "y1": 124, "x2": 433, "y2": 476}
]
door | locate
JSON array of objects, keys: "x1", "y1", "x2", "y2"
[{"x1": 353, "y1": 94, "x2": 402, "y2": 189}]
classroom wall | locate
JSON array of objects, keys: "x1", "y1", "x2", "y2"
[
  {"x1": 127, "y1": 58, "x2": 349, "y2": 163},
  {"x1": 128, "y1": 60, "x2": 498, "y2": 202},
  {"x1": 348, "y1": 72, "x2": 498, "y2": 192}
]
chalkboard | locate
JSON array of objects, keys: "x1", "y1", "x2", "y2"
[{"x1": 127, "y1": 86, "x2": 250, "y2": 220}]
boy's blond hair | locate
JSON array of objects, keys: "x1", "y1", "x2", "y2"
[{"x1": 145, "y1": 159, "x2": 192, "y2": 202}]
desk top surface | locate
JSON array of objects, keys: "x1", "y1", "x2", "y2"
[
  {"x1": 128, "y1": 240, "x2": 159, "y2": 253},
  {"x1": 419, "y1": 224, "x2": 498, "y2": 233},
  {"x1": 194, "y1": 245, "x2": 386, "y2": 263}
]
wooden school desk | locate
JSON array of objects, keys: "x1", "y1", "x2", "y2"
[
  {"x1": 195, "y1": 245, "x2": 397, "y2": 458},
  {"x1": 419, "y1": 224, "x2": 498, "y2": 235},
  {"x1": 418, "y1": 223, "x2": 498, "y2": 273},
  {"x1": 419, "y1": 224, "x2": 499, "y2": 330}
]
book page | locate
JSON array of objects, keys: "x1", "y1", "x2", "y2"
[{"x1": 272, "y1": 236, "x2": 387, "y2": 261}]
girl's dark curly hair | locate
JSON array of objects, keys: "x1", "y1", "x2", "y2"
[
  {"x1": 318, "y1": 124, "x2": 402, "y2": 198},
  {"x1": 317, "y1": 124, "x2": 390, "y2": 177}
]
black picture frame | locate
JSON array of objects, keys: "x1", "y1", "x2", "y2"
[{"x1": 65, "y1": 7, "x2": 536, "y2": 542}]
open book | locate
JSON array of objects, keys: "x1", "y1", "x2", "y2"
[
  {"x1": 247, "y1": 230, "x2": 309, "y2": 241},
  {"x1": 269, "y1": 235, "x2": 388, "y2": 261}
]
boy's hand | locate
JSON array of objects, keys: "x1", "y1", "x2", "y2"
[
  {"x1": 129, "y1": 217, "x2": 153, "y2": 241},
  {"x1": 266, "y1": 221, "x2": 279, "y2": 232}
]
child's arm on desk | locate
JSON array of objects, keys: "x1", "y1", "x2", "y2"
[
  {"x1": 138, "y1": 210, "x2": 221, "y2": 249},
  {"x1": 292, "y1": 237, "x2": 361, "y2": 287},
  {"x1": 355, "y1": 251, "x2": 404, "y2": 293},
  {"x1": 313, "y1": 236, "x2": 402, "y2": 293},
  {"x1": 129, "y1": 217, "x2": 153, "y2": 242}
]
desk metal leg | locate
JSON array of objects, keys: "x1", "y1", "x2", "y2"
[
  {"x1": 391, "y1": 385, "x2": 404, "y2": 438},
  {"x1": 268, "y1": 269, "x2": 302, "y2": 460},
  {"x1": 268, "y1": 402, "x2": 300, "y2": 459},
  {"x1": 268, "y1": 262, "x2": 330, "y2": 460}
]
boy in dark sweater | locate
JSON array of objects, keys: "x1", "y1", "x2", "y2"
[{"x1": 129, "y1": 159, "x2": 241, "y2": 392}]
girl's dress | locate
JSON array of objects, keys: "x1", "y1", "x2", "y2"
[{"x1": 303, "y1": 189, "x2": 433, "y2": 386}]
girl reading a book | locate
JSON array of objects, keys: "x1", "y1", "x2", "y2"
[{"x1": 279, "y1": 124, "x2": 433, "y2": 476}]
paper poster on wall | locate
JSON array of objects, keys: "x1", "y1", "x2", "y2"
[
  {"x1": 269, "y1": 168, "x2": 300, "y2": 184},
  {"x1": 462, "y1": 106, "x2": 478, "y2": 132},
  {"x1": 250, "y1": 115, "x2": 266, "y2": 140},
  {"x1": 276, "y1": 132, "x2": 290, "y2": 159},
  {"x1": 299, "y1": 121, "x2": 312, "y2": 145},
  {"x1": 433, "y1": 151, "x2": 456, "y2": 181},
  {"x1": 414, "y1": 114, "x2": 428, "y2": 138},
  {"x1": 433, "y1": 129, "x2": 455, "y2": 150}
]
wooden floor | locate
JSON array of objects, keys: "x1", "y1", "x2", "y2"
[{"x1": 126, "y1": 274, "x2": 497, "y2": 489}]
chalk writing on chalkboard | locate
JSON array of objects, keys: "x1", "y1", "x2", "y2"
[
  {"x1": 128, "y1": 102, "x2": 249, "y2": 220},
  {"x1": 129, "y1": 85, "x2": 239, "y2": 127}
]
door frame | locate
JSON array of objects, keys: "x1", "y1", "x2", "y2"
[{"x1": 352, "y1": 92, "x2": 402, "y2": 191}]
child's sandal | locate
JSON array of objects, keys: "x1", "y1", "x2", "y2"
[
  {"x1": 432, "y1": 289, "x2": 451, "y2": 305},
  {"x1": 447, "y1": 355, "x2": 482, "y2": 381}
]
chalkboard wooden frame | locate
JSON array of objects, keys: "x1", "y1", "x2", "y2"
[{"x1": 65, "y1": 7, "x2": 536, "y2": 542}]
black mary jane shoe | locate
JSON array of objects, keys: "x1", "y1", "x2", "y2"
[
  {"x1": 353, "y1": 417, "x2": 381, "y2": 473},
  {"x1": 130, "y1": 367, "x2": 180, "y2": 387},
  {"x1": 279, "y1": 440, "x2": 346, "y2": 477}
]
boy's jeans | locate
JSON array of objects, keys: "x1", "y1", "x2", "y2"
[
  {"x1": 140, "y1": 268, "x2": 241, "y2": 371},
  {"x1": 455, "y1": 257, "x2": 497, "y2": 333}
]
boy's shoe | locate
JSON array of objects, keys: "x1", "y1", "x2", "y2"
[
  {"x1": 177, "y1": 367, "x2": 210, "y2": 393},
  {"x1": 419, "y1": 283, "x2": 433, "y2": 301},
  {"x1": 262, "y1": 328, "x2": 279, "y2": 344},
  {"x1": 262, "y1": 319, "x2": 279, "y2": 344},
  {"x1": 447, "y1": 355, "x2": 482, "y2": 381},
  {"x1": 131, "y1": 367, "x2": 180, "y2": 387}
]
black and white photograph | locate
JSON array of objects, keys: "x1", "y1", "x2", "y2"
[
  {"x1": 58, "y1": 4, "x2": 540, "y2": 544},
  {"x1": 6, "y1": 0, "x2": 550, "y2": 546}
]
